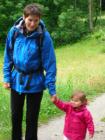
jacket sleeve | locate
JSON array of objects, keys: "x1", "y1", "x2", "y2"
[
  {"x1": 41, "y1": 31, "x2": 57, "y2": 95},
  {"x1": 54, "y1": 98, "x2": 70, "y2": 112},
  {"x1": 3, "y1": 27, "x2": 14, "y2": 83},
  {"x1": 84, "y1": 110, "x2": 94, "y2": 136}
]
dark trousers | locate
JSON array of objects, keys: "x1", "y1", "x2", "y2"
[{"x1": 11, "y1": 89, "x2": 43, "y2": 140}]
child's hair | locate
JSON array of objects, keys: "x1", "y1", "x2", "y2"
[
  {"x1": 23, "y1": 4, "x2": 42, "y2": 18},
  {"x1": 71, "y1": 90, "x2": 88, "y2": 105}
]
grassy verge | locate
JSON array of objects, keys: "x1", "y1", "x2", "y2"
[
  {"x1": 0, "y1": 35, "x2": 105, "y2": 139},
  {"x1": 101, "y1": 117, "x2": 105, "y2": 122}
]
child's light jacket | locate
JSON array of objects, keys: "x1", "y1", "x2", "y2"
[{"x1": 54, "y1": 99, "x2": 94, "y2": 140}]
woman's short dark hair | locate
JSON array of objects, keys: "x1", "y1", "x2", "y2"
[{"x1": 23, "y1": 4, "x2": 41, "y2": 18}]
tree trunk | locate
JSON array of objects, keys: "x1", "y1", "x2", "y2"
[
  {"x1": 88, "y1": 0, "x2": 93, "y2": 32},
  {"x1": 100, "y1": 0, "x2": 102, "y2": 17}
]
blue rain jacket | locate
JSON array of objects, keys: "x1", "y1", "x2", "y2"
[{"x1": 3, "y1": 18, "x2": 56, "y2": 95}]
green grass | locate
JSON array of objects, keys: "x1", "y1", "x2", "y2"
[
  {"x1": 101, "y1": 117, "x2": 105, "y2": 122},
  {"x1": 0, "y1": 35, "x2": 105, "y2": 139}
]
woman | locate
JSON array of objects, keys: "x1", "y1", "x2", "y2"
[{"x1": 3, "y1": 3, "x2": 57, "y2": 140}]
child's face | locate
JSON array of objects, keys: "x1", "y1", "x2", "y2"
[
  {"x1": 70, "y1": 96, "x2": 82, "y2": 108},
  {"x1": 24, "y1": 15, "x2": 40, "y2": 31}
]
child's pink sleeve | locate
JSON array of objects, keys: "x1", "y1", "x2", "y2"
[
  {"x1": 54, "y1": 99, "x2": 70, "y2": 112},
  {"x1": 84, "y1": 110, "x2": 94, "y2": 136}
]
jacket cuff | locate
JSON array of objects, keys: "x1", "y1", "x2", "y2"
[
  {"x1": 3, "y1": 77, "x2": 11, "y2": 83},
  {"x1": 48, "y1": 86, "x2": 56, "y2": 96}
]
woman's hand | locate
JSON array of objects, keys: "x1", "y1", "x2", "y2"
[
  {"x1": 3, "y1": 83, "x2": 10, "y2": 89},
  {"x1": 50, "y1": 94, "x2": 58, "y2": 103}
]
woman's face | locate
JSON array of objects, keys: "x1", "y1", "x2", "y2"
[{"x1": 24, "y1": 15, "x2": 40, "y2": 31}]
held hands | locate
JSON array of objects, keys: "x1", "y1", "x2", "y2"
[
  {"x1": 3, "y1": 83, "x2": 10, "y2": 89},
  {"x1": 50, "y1": 94, "x2": 58, "y2": 103}
]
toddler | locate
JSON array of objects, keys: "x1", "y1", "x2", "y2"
[{"x1": 51, "y1": 91, "x2": 94, "y2": 140}]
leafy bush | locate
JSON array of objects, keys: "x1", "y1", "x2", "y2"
[
  {"x1": 52, "y1": 8, "x2": 89, "y2": 45},
  {"x1": 0, "y1": 1, "x2": 25, "y2": 43},
  {"x1": 92, "y1": 28, "x2": 105, "y2": 41}
]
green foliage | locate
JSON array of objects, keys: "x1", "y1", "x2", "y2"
[
  {"x1": 52, "y1": 8, "x2": 88, "y2": 45},
  {"x1": 53, "y1": 0, "x2": 64, "y2": 5},
  {"x1": 0, "y1": 0, "x2": 25, "y2": 42},
  {"x1": 0, "y1": 0, "x2": 103, "y2": 45},
  {"x1": 92, "y1": 28, "x2": 105, "y2": 40}
]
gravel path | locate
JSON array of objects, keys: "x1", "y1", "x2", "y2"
[{"x1": 38, "y1": 94, "x2": 105, "y2": 140}]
